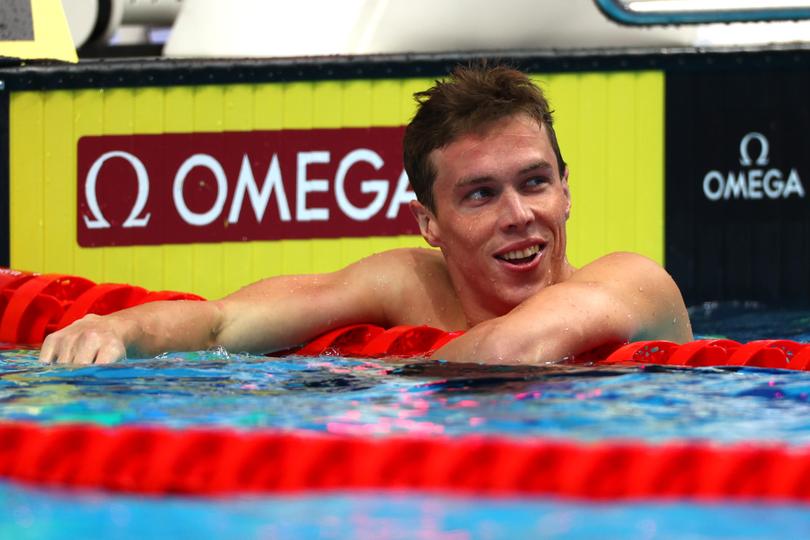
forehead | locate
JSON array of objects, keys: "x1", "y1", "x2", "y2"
[{"x1": 430, "y1": 114, "x2": 556, "y2": 185}]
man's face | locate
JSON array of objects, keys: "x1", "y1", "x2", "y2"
[{"x1": 411, "y1": 113, "x2": 571, "y2": 320}]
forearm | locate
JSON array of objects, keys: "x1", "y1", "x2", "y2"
[
  {"x1": 432, "y1": 280, "x2": 650, "y2": 366},
  {"x1": 108, "y1": 300, "x2": 223, "y2": 357},
  {"x1": 40, "y1": 254, "x2": 394, "y2": 364},
  {"x1": 212, "y1": 273, "x2": 388, "y2": 354},
  {"x1": 431, "y1": 317, "x2": 571, "y2": 365},
  {"x1": 431, "y1": 288, "x2": 617, "y2": 365},
  {"x1": 38, "y1": 298, "x2": 223, "y2": 365}
]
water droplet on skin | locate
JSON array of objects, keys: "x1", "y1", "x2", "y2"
[{"x1": 638, "y1": 287, "x2": 644, "y2": 292}]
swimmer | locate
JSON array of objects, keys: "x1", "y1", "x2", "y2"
[{"x1": 39, "y1": 64, "x2": 693, "y2": 365}]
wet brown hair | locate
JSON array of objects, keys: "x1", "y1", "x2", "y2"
[{"x1": 403, "y1": 64, "x2": 566, "y2": 212}]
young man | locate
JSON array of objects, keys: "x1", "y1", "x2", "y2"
[{"x1": 40, "y1": 65, "x2": 692, "y2": 365}]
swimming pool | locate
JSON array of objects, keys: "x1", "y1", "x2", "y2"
[{"x1": 2, "y1": 302, "x2": 810, "y2": 539}]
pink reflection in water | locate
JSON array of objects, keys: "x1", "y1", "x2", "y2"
[
  {"x1": 453, "y1": 400, "x2": 479, "y2": 408},
  {"x1": 327, "y1": 418, "x2": 445, "y2": 436},
  {"x1": 575, "y1": 389, "x2": 602, "y2": 400}
]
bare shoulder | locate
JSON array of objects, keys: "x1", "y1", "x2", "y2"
[
  {"x1": 344, "y1": 247, "x2": 446, "y2": 281},
  {"x1": 342, "y1": 247, "x2": 463, "y2": 329},
  {"x1": 569, "y1": 252, "x2": 693, "y2": 342},
  {"x1": 571, "y1": 252, "x2": 672, "y2": 287},
  {"x1": 370, "y1": 246, "x2": 446, "y2": 266}
]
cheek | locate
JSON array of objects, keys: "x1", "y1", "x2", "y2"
[
  {"x1": 443, "y1": 223, "x2": 486, "y2": 256},
  {"x1": 441, "y1": 209, "x2": 500, "y2": 247},
  {"x1": 459, "y1": 220, "x2": 489, "y2": 243},
  {"x1": 544, "y1": 197, "x2": 569, "y2": 222}
]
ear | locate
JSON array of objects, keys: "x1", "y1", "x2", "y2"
[
  {"x1": 409, "y1": 200, "x2": 442, "y2": 247},
  {"x1": 561, "y1": 167, "x2": 571, "y2": 220}
]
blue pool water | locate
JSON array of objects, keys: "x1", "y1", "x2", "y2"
[
  {"x1": 2, "y1": 303, "x2": 810, "y2": 539},
  {"x1": 5, "y1": 483, "x2": 810, "y2": 540},
  {"x1": 3, "y1": 349, "x2": 810, "y2": 444}
]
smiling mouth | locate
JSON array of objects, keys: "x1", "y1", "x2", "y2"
[{"x1": 495, "y1": 244, "x2": 542, "y2": 265}]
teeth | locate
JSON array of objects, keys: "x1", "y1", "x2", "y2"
[{"x1": 500, "y1": 245, "x2": 540, "y2": 261}]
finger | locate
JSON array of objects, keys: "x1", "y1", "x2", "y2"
[
  {"x1": 39, "y1": 334, "x2": 57, "y2": 364},
  {"x1": 73, "y1": 333, "x2": 102, "y2": 365},
  {"x1": 95, "y1": 342, "x2": 126, "y2": 365},
  {"x1": 54, "y1": 333, "x2": 80, "y2": 365}
]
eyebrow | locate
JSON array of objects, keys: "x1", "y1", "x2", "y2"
[{"x1": 455, "y1": 160, "x2": 554, "y2": 188}]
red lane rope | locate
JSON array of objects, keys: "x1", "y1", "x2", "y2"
[
  {"x1": 1, "y1": 421, "x2": 810, "y2": 501},
  {"x1": 2, "y1": 266, "x2": 808, "y2": 371},
  {"x1": 0, "y1": 268, "x2": 204, "y2": 346},
  {"x1": 287, "y1": 323, "x2": 810, "y2": 371}
]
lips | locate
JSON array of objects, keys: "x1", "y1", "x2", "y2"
[{"x1": 494, "y1": 243, "x2": 544, "y2": 266}]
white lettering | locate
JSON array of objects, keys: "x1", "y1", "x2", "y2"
[
  {"x1": 84, "y1": 150, "x2": 151, "y2": 229},
  {"x1": 334, "y1": 149, "x2": 388, "y2": 221},
  {"x1": 296, "y1": 151, "x2": 330, "y2": 221},
  {"x1": 705, "y1": 167, "x2": 805, "y2": 201},
  {"x1": 87, "y1": 144, "x2": 411, "y2": 231},
  {"x1": 763, "y1": 169, "x2": 783, "y2": 198},
  {"x1": 703, "y1": 170, "x2": 724, "y2": 201},
  {"x1": 386, "y1": 169, "x2": 416, "y2": 218},
  {"x1": 784, "y1": 168, "x2": 806, "y2": 198},
  {"x1": 173, "y1": 154, "x2": 228, "y2": 226},
  {"x1": 748, "y1": 169, "x2": 763, "y2": 199},
  {"x1": 705, "y1": 132, "x2": 805, "y2": 202},
  {"x1": 228, "y1": 154, "x2": 291, "y2": 223},
  {"x1": 724, "y1": 171, "x2": 747, "y2": 200}
]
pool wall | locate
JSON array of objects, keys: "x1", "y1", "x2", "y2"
[{"x1": 1, "y1": 49, "x2": 809, "y2": 304}]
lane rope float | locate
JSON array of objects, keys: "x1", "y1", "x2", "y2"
[
  {"x1": 2, "y1": 421, "x2": 810, "y2": 501},
  {"x1": 0, "y1": 268, "x2": 204, "y2": 346}
]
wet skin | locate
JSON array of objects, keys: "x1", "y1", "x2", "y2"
[
  {"x1": 410, "y1": 113, "x2": 574, "y2": 327},
  {"x1": 39, "y1": 113, "x2": 692, "y2": 365}
]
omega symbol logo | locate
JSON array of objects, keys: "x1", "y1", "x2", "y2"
[
  {"x1": 738, "y1": 132, "x2": 769, "y2": 167},
  {"x1": 703, "y1": 132, "x2": 805, "y2": 201},
  {"x1": 83, "y1": 151, "x2": 151, "y2": 229}
]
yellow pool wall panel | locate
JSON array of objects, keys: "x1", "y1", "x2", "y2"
[{"x1": 9, "y1": 71, "x2": 664, "y2": 299}]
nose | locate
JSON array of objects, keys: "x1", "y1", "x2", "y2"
[{"x1": 497, "y1": 190, "x2": 534, "y2": 232}]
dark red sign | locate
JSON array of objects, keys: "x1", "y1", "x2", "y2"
[{"x1": 76, "y1": 127, "x2": 418, "y2": 247}]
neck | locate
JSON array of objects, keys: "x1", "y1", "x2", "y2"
[{"x1": 452, "y1": 259, "x2": 576, "y2": 329}]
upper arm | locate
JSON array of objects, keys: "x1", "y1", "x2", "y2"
[
  {"x1": 434, "y1": 252, "x2": 692, "y2": 364},
  {"x1": 562, "y1": 252, "x2": 692, "y2": 342},
  {"x1": 211, "y1": 251, "x2": 409, "y2": 353}
]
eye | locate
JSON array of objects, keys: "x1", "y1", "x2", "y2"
[
  {"x1": 524, "y1": 176, "x2": 549, "y2": 190},
  {"x1": 464, "y1": 186, "x2": 494, "y2": 202}
]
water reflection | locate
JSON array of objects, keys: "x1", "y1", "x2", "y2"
[{"x1": 1, "y1": 344, "x2": 810, "y2": 443}]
